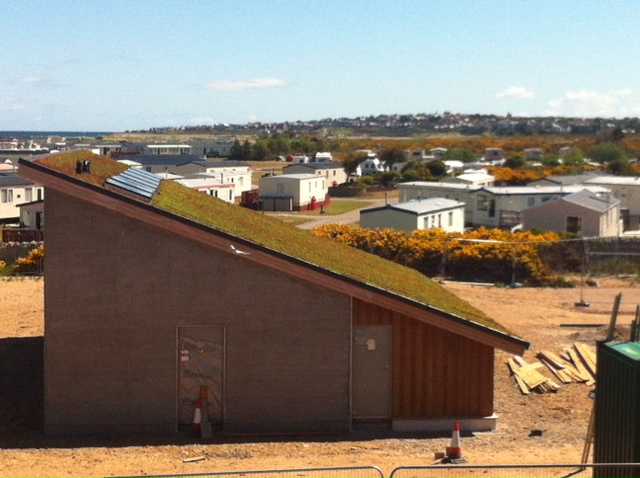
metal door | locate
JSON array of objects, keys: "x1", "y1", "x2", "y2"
[
  {"x1": 352, "y1": 325, "x2": 392, "y2": 418},
  {"x1": 177, "y1": 326, "x2": 224, "y2": 426}
]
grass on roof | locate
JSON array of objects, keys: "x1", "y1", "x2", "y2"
[{"x1": 34, "y1": 152, "x2": 514, "y2": 336}]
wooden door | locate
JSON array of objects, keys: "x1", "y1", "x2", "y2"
[
  {"x1": 177, "y1": 326, "x2": 224, "y2": 426},
  {"x1": 352, "y1": 325, "x2": 392, "y2": 418}
]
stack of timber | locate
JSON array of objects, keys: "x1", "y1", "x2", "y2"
[
  {"x1": 537, "y1": 343, "x2": 596, "y2": 386},
  {"x1": 507, "y1": 342, "x2": 596, "y2": 394},
  {"x1": 506, "y1": 355, "x2": 560, "y2": 395}
]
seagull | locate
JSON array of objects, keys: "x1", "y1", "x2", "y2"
[{"x1": 230, "y1": 244, "x2": 250, "y2": 255}]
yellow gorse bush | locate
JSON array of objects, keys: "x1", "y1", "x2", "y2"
[
  {"x1": 12, "y1": 245, "x2": 45, "y2": 275},
  {"x1": 313, "y1": 225, "x2": 568, "y2": 285}
]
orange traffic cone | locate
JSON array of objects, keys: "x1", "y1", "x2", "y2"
[
  {"x1": 446, "y1": 421, "x2": 462, "y2": 460},
  {"x1": 192, "y1": 399, "x2": 202, "y2": 430}
]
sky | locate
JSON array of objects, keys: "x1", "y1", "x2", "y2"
[{"x1": 2, "y1": 1, "x2": 640, "y2": 132}]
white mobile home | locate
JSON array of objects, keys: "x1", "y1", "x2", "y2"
[
  {"x1": 583, "y1": 176, "x2": 640, "y2": 231},
  {"x1": 0, "y1": 174, "x2": 44, "y2": 224},
  {"x1": 173, "y1": 161, "x2": 252, "y2": 199},
  {"x1": 399, "y1": 181, "x2": 481, "y2": 225},
  {"x1": 521, "y1": 190, "x2": 621, "y2": 237},
  {"x1": 259, "y1": 174, "x2": 327, "y2": 211},
  {"x1": 175, "y1": 177, "x2": 235, "y2": 203},
  {"x1": 360, "y1": 198, "x2": 465, "y2": 233},
  {"x1": 470, "y1": 185, "x2": 612, "y2": 228},
  {"x1": 283, "y1": 162, "x2": 348, "y2": 187}
]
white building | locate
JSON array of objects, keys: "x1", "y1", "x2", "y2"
[
  {"x1": 173, "y1": 161, "x2": 252, "y2": 199},
  {"x1": 442, "y1": 170, "x2": 494, "y2": 187},
  {"x1": 470, "y1": 185, "x2": 612, "y2": 228},
  {"x1": 144, "y1": 144, "x2": 192, "y2": 155},
  {"x1": 398, "y1": 181, "x2": 611, "y2": 228},
  {"x1": 313, "y1": 152, "x2": 333, "y2": 162},
  {"x1": 283, "y1": 162, "x2": 348, "y2": 187},
  {"x1": 175, "y1": 177, "x2": 235, "y2": 203},
  {"x1": 583, "y1": 176, "x2": 640, "y2": 231},
  {"x1": 0, "y1": 174, "x2": 44, "y2": 224},
  {"x1": 399, "y1": 181, "x2": 481, "y2": 225},
  {"x1": 360, "y1": 157, "x2": 386, "y2": 175},
  {"x1": 259, "y1": 174, "x2": 327, "y2": 211},
  {"x1": 521, "y1": 190, "x2": 621, "y2": 237},
  {"x1": 360, "y1": 198, "x2": 465, "y2": 233}
]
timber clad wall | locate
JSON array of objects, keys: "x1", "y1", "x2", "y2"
[
  {"x1": 44, "y1": 190, "x2": 351, "y2": 434},
  {"x1": 353, "y1": 299, "x2": 494, "y2": 417}
]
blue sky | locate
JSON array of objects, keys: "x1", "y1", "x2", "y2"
[{"x1": 2, "y1": 1, "x2": 640, "y2": 131}]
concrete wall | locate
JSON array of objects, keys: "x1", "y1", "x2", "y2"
[{"x1": 43, "y1": 190, "x2": 351, "y2": 434}]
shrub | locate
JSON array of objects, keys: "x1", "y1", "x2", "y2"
[{"x1": 12, "y1": 245, "x2": 44, "y2": 275}]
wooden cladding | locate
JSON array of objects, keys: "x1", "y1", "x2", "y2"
[{"x1": 353, "y1": 298, "x2": 494, "y2": 418}]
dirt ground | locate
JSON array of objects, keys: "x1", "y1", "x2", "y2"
[{"x1": 1, "y1": 276, "x2": 639, "y2": 477}]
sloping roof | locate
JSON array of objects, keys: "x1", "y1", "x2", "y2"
[
  {"x1": 481, "y1": 185, "x2": 611, "y2": 196},
  {"x1": 558, "y1": 190, "x2": 619, "y2": 213},
  {"x1": 584, "y1": 175, "x2": 640, "y2": 186},
  {"x1": 284, "y1": 162, "x2": 344, "y2": 171},
  {"x1": 263, "y1": 173, "x2": 319, "y2": 181},
  {"x1": 18, "y1": 151, "x2": 528, "y2": 354},
  {"x1": 188, "y1": 160, "x2": 250, "y2": 168},
  {"x1": 364, "y1": 198, "x2": 464, "y2": 215},
  {"x1": 125, "y1": 154, "x2": 203, "y2": 166},
  {"x1": 0, "y1": 172, "x2": 34, "y2": 187}
]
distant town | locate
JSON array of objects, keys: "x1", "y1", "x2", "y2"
[{"x1": 134, "y1": 112, "x2": 640, "y2": 137}]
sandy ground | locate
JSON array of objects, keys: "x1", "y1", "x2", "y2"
[{"x1": 1, "y1": 276, "x2": 639, "y2": 477}]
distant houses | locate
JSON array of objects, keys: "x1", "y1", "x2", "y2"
[{"x1": 398, "y1": 181, "x2": 614, "y2": 233}]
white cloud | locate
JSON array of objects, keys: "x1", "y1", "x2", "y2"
[
  {"x1": 204, "y1": 78, "x2": 286, "y2": 91},
  {"x1": 545, "y1": 89, "x2": 636, "y2": 117},
  {"x1": 0, "y1": 100, "x2": 25, "y2": 111},
  {"x1": 496, "y1": 87, "x2": 535, "y2": 100},
  {"x1": 22, "y1": 75, "x2": 48, "y2": 85}
]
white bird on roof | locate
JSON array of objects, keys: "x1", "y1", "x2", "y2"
[{"x1": 230, "y1": 244, "x2": 250, "y2": 255}]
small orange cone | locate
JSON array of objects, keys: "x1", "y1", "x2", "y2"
[
  {"x1": 192, "y1": 399, "x2": 202, "y2": 430},
  {"x1": 446, "y1": 421, "x2": 462, "y2": 460}
]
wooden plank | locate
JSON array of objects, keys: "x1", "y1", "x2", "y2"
[
  {"x1": 567, "y1": 348, "x2": 592, "y2": 382},
  {"x1": 537, "y1": 351, "x2": 566, "y2": 369},
  {"x1": 605, "y1": 292, "x2": 622, "y2": 342},
  {"x1": 537, "y1": 353, "x2": 571, "y2": 383},
  {"x1": 574, "y1": 343, "x2": 597, "y2": 378},
  {"x1": 507, "y1": 359, "x2": 531, "y2": 394},
  {"x1": 512, "y1": 364, "x2": 549, "y2": 389}
]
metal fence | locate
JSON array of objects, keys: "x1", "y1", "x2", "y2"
[
  {"x1": 389, "y1": 463, "x2": 640, "y2": 477},
  {"x1": 120, "y1": 463, "x2": 640, "y2": 478},
  {"x1": 119, "y1": 466, "x2": 384, "y2": 478}
]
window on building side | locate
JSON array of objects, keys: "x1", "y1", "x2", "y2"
[
  {"x1": 477, "y1": 194, "x2": 488, "y2": 211},
  {"x1": 566, "y1": 216, "x2": 582, "y2": 233},
  {"x1": 1, "y1": 189, "x2": 13, "y2": 203}
]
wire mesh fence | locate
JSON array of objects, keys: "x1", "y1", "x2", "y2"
[
  {"x1": 120, "y1": 466, "x2": 384, "y2": 478},
  {"x1": 389, "y1": 463, "x2": 640, "y2": 477},
  {"x1": 120, "y1": 463, "x2": 640, "y2": 478}
]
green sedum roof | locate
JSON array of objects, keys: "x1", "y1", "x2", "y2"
[{"x1": 33, "y1": 151, "x2": 515, "y2": 336}]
